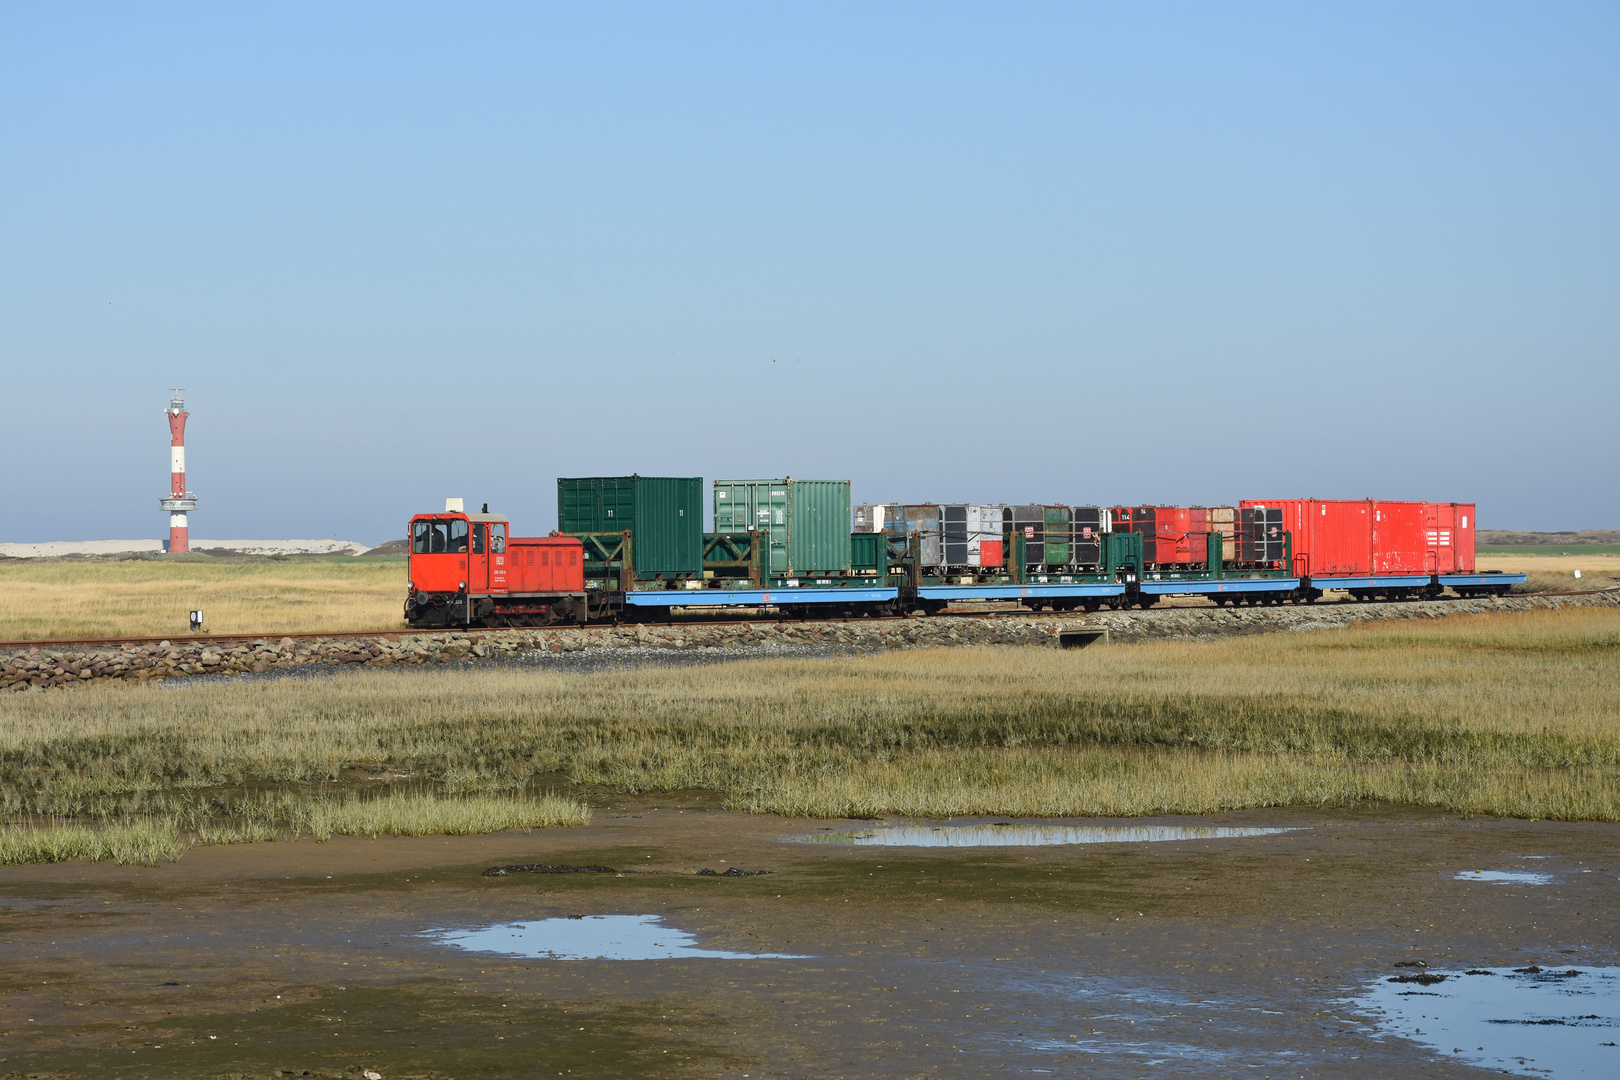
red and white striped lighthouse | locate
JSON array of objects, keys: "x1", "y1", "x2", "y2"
[{"x1": 160, "y1": 390, "x2": 197, "y2": 554}]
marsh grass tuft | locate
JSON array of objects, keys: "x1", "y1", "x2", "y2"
[
  {"x1": 290, "y1": 792, "x2": 590, "y2": 840},
  {"x1": 0, "y1": 817, "x2": 186, "y2": 866},
  {"x1": 0, "y1": 606, "x2": 1615, "y2": 862},
  {"x1": 0, "y1": 791, "x2": 590, "y2": 865}
]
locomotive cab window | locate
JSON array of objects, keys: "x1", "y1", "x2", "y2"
[
  {"x1": 490, "y1": 525, "x2": 506, "y2": 553},
  {"x1": 412, "y1": 519, "x2": 469, "y2": 554},
  {"x1": 413, "y1": 521, "x2": 447, "y2": 554},
  {"x1": 472, "y1": 525, "x2": 485, "y2": 554}
]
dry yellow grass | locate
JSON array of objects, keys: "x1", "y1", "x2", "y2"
[
  {"x1": 2, "y1": 605, "x2": 1616, "y2": 828},
  {"x1": 1477, "y1": 553, "x2": 1620, "y2": 593},
  {"x1": 0, "y1": 557, "x2": 407, "y2": 640}
]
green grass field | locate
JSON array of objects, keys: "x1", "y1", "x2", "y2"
[
  {"x1": 2, "y1": 605, "x2": 1615, "y2": 863},
  {"x1": 1480, "y1": 545, "x2": 1620, "y2": 556}
]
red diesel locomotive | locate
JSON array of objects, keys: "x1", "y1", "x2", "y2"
[{"x1": 406, "y1": 505, "x2": 586, "y2": 627}]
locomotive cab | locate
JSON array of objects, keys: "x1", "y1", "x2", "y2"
[{"x1": 406, "y1": 505, "x2": 585, "y2": 628}]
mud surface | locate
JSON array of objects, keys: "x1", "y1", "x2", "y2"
[{"x1": 1, "y1": 803, "x2": 1616, "y2": 1079}]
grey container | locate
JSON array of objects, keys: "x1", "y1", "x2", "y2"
[
  {"x1": 556, "y1": 475, "x2": 703, "y2": 576},
  {"x1": 713, "y1": 478, "x2": 852, "y2": 576},
  {"x1": 853, "y1": 503, "x2": 884, "y2": 534},
  {"x1": 941, "y1": 505, "x2": 1006, "y2": 568}
]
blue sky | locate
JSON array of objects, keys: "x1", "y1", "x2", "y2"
[{"x1": 2, "y1": 2, "x2": 1615, "y2": 542}]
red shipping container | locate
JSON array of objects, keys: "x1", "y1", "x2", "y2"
[
  {"x1": 979, "y1": 539, "x2": 1004, "y2": 568},
  {"x1": 1241, "y1": 499, "x2": 1375, "y2": 578},
  {"x1": 507, "y1": 536, "x2": 585, "y2": 594},
  {"x1": 1372, "y1": 501, "x2": 1427, "y2": 575},
  {"x1": 1423, "y1": 502, "x2": 1476, "y2": 573},
  {"x1": 1241, "y1": 498, "x2": 1477, "y2": 578}
]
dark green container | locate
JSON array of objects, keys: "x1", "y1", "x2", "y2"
[
  {"x1": 850, "y1": 532, "x2": 886, "y2": 574},
  {"x1": 557, "y1": 476, "x2": 703, "y2": 576}
]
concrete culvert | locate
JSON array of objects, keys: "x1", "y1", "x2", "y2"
[{"x1": 1057, "y1": 629, "x2": 1108, "y2": 649}]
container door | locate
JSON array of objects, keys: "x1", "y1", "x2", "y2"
[
  {"x1": 599, "y1": 483, "x2": 632, "y2": 533},
  {"x1": 713, "y1": 486, "x2": 742, "y2": 533},
  {"x1": 1455, "y1": 504, "x2": 1476, "y2": 572},
  {"x1": 766, "y1": 486, "x2": 789, "y2": 575},
  {"x1": 1426, "y1": 503, "x2": 1455, "y2": 574}
]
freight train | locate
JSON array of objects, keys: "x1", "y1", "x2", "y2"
[{"x1": 403, "y1": 480, "x2": 1525, "y2": 629}]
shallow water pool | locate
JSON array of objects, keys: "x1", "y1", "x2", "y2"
[
  {"x1": 1353, "y1": 965, "x2": 1620, "y2": 1078},
  {"x1": 1456, "y1": 870, "x2": 1554, "y2": 885},
  {"x1": 427, "y1": 914, "x2": 807, "y2": 961},
  {"x1": 782, "y1": 824, "x2": 1301, "y2": 848}
]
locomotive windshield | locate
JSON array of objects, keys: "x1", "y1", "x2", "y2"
[{"x1": 412, "y1": 519, "x2": 469, "y2": 554}]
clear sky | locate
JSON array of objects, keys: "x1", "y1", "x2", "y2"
[{"x1": 2, "y1": 2, "x2": 1615, "y2": 543}]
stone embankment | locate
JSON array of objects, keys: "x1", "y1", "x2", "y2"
[{"x1": 3, "y1": 590, "x2": 1616, "y2": 693}]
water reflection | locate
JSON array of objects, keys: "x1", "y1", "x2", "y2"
[
  {"x1": 1456, "y1": 870, "x2": 1554, "y2": 885},
  {"x1": 1353, "y1": 965, "x2": 1620, "y2": 1078},
  {"x1": 429, "y1": 914, "x2": 807, "y2": 960},
  {"x1": 783, "y1": 824, "x2": 1301, "y2": 847}
]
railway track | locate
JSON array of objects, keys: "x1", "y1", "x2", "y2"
[{"x1": 2, "y1": 588, "x2": 1608, "y2": 654}]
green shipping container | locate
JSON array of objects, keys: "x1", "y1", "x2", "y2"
[
  {"x1": 849, "y1": 532, "x2": 885, "y2": 574},
  {"x1": 712, "y1": 478, "x2": 851, "y2": 576},
  {"x1": 557, "y1": 476, "x2": 703, "y2": 576}
]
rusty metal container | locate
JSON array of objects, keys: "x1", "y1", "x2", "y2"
[{"x1": 899, "y1": 504, "x2": 944, "y2": 567}]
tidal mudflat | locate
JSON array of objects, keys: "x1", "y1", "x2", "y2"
[{"x1": 1, "y1": 801, "x2": 1615, "y2": 1079}]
